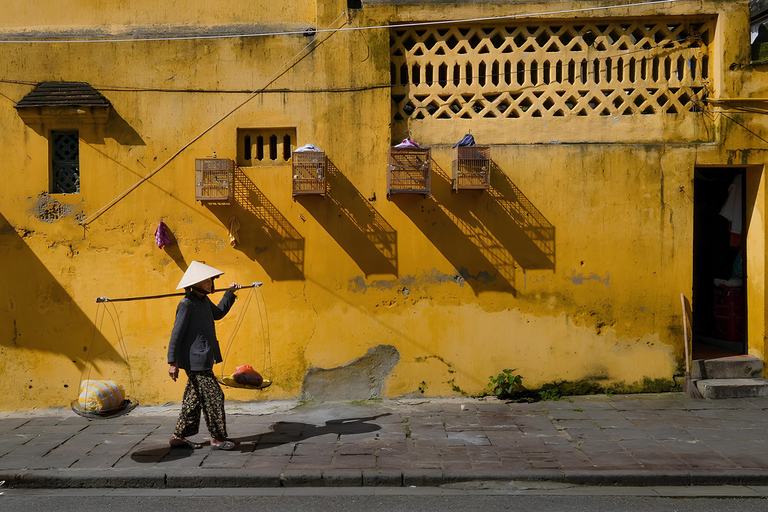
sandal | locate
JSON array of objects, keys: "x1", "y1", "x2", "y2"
[
  {"x1": 210, "y1": 440, "x2": 236, "y2": 451},
  {"x1": 169, "y1": 439, "x2": 202, "y2": 449}
]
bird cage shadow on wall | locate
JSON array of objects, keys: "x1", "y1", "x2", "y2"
[
  {"x1": 452, "y1": 146, "x2": 491, "y2": 191},
  {"x1": 195, "y1": 158, "x2": 234, "y2": 203},
  {"x1": 292, "y1": 150, "x2": 327, "y2": 198},
  {"x1": 387, "y1": 146, "x2": 431, "y2": 196}
]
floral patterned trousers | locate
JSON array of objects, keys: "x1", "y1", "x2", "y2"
[{"x1": 174, "y1": 370, "x2": 228, "y2": 440}]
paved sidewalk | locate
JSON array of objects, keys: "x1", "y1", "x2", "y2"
[{"x1": 1, "y1": 393, "x2": 768, "y2": 489}]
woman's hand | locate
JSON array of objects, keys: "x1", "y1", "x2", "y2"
[
  {"x1": 228, "y1": 282, "x2": 242, "y2": 291},
  {"x1": 169, "y1": 363, "x2": 179, "y2": 382}
]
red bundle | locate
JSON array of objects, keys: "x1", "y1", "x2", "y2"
[{"x1": 232, "y1": 365, "x2": 263, "y2": 387}]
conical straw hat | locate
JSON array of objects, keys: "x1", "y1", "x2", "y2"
[{"x1": 176, "y1": 261, "x2": 225, "y2": 289}]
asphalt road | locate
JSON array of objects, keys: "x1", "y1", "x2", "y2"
[{"x1": 3, "y1": 486, "x2": 768, "y2": 512}]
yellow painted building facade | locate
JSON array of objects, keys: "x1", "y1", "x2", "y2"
[{"x1": 1, "y1": 0, "x2": 766, "y2": 410}]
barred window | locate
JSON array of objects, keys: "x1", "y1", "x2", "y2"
[{"x1": 51, "y1": 130, "x2": 80, "y2": 194}]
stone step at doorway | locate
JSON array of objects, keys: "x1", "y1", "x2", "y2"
[{"x1": 691, "y1": 355, "x2": 768, "y2": 399}]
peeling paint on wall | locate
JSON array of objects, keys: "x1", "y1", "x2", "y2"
[
  {"x1": 30, "y1": 193, "x2": 71, "y2": 223},
  {"x1": 569, "y1": 271, "x2": 610, "y2": 288},
  {"x1": 349, "y1": 269, "x2": 458, "y2": 294},
  {"x1": 300, "y1": 344, "x2": 400, "y2": 401}
]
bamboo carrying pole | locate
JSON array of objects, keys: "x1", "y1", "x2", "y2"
[{"x1": 95, "y1": 282, "x2": 262, "y2": 303}]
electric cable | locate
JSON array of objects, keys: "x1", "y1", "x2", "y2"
[{"x1": 0, "y1": 0, "x2": 677, "y2": 44}]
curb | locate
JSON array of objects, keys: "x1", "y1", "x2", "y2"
[{"x1": 5, "y1": 468, "x2": 768, "y2": 489}]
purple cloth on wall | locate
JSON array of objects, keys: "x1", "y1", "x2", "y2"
[{"x1": 154, "y1": 221, "x2": 173, "y2": 249}]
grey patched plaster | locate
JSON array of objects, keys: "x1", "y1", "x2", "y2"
[{"x1": 300, "y1": 345, "x2": 400, "y2": 401}]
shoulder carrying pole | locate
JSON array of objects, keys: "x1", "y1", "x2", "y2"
[{"x1": 95, "y1": 282, "x2": 262, "y2": 303}]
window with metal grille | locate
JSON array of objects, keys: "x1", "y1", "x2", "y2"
[{"x1": 51, "y1": 130, "x2": 80, "y2": 194}]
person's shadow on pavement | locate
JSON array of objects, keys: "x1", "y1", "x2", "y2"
[{"x1": 130, "y1": 413, "x2": 390, "y2": 463}]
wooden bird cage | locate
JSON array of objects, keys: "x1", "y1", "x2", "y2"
[
  {"x1": 292, "y1": 150, "x2": 327, "y2": 198},
  {"x1": 195, "y1": 158, "x2": 234, "y2": 203},
  {"x1": 452, "y1": 146, "x2": 490, "y2": 191},
  {"x1": 387, "y1": 146, "x2": 431, "y2": 196}
]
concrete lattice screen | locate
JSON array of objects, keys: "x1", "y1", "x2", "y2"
[{"x1": 390, "y1": 18, "x2": 714, "y2": 124}]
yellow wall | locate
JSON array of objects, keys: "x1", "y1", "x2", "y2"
[{"x1": 1, "y1": 0, "x2": 767, "y2": 410}]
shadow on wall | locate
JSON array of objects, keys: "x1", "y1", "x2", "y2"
[
  {"x1": 207, "y1": 167, "x2": 305, "y2": 280},
  {"x1": 22, "y1": 105, "x2": 145, "y2": 147},
  {"x1": 0, "y1": 212, "x2": 126, "y2": 386},
  {"x1": 391, "y1": 161, "x2": 555, "y2": 296},
  {"x1": 299, "y1": 159, "x2": 398, "y2": 277},
  {"x1": 486, "y1": 160, "x2": 555, "y2": 270}
]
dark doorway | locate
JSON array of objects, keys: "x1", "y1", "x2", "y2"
[{"x1": 692, "y1": 167, "x2": 746, "y2": 359}]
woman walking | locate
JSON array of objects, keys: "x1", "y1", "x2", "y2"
[{"x1": 167, "y1": 261, "x2": 241, "y2": 450}]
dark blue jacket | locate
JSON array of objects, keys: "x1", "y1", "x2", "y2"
[{"x1": 167, "y1": 290, "x2": 237, "y2": 371}]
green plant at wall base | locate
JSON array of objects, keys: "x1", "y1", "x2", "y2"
[
  {"x1": 539, "y1": 388, "x2": 561, "y2": 401},
  {"x1": 488, "y1": 369, "x2": 525, "y2": 399}
]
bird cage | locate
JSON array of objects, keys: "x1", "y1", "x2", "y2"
[
  {"x1": 292, "y1": 150, "x2": 327, "y2": 198},
  {"x1": 452, "y1": 146, "x2": 491, "y2": 191},
  {"x1": 387, "y1": 146, "x2": 431, "y2": 196},
  {"x1": 195, "y1": 158, "x2": 234, "y2": 203}
]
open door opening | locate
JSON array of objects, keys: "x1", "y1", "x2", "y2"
[{"x1": 692, "y1": 167, "x2": 746, "y2": 359}]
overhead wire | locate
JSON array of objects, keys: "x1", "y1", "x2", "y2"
[
  {"x1": 0, "y1": 0, "x2": 678, "y2": 44},
  {"x1": 78, "y1": 10, "x2": 348, "y2": 227},
  {"x1": 0, "y1": 33, "x2": 704, "y2": 97}
]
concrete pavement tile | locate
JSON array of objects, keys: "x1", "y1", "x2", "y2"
[
  {"x1": 201, "y1": 452, "x2": 249, "y2": 469},
  {"x1": 676, "y1": 453, "x2": 737, "y2": 468},
  {"x1": 412, "y1": 461, "x2": 442, "y2": 469},
  {"x1": 285, "y1": 455, "x2": 333, "y2": 468},
  {"x1": 243, "y1": 455, "x2": 290, "y2": 470},
  {"x1": 0, "y1": 418, "x2": 32, "y2": 430},
  {"x1": 475, "y1": 403, "x2": 513, "y2": 413},
  {"x1": 446, "y1": 432, "x2": 490, "y2": 446},
  {"x1": 21, "y1": 417, "x2": 68, "y2": 426},
  {"x1": 333, "y1": 454, "x2": 377, "y2": 469},
  {"x1": 551, "y1": 453, "x2": 595, "y2": 467},
  {"x1": 26, "y1": 452, "x2": 82, "y2": 470},
  {"x1": 661, "y1": 439, "x2": 720, "y2": 454},
  {"x1": 555, "y1": 419, "x2": 601, "y2": 430},
  {"x1": 645, "y1": 428, "x2": 696, "y2": 441},
  {"x1": 515, "y1": 438, "x2": 551, "y2": 453},
  {"x1": 685, "y1": 428, "x2": 727, "y2": 441},
  {"x1": 578, "y1": 441, "x2": 624, "y2": 454},
  {"x1": 604, "y1": 428, "x2": 653, "y2": 441},
  {"x1": 548, "y1": 409, "x2": 590, "y2": 420},
  {"x1": 586, "y1": 452, "x2": 643, "y2": 469},
  {"x1": 0, "y1": 455, "x2": 37, "y2": 470},
  {"x1": 293, "y1": 442, "x2": 336, "y2": 456},
  {"x1": 608, "y1": 400, "x2": 651, "y2": 411},
  {"x1": 592, "y1": 417, "x2": 636, "y2": 429},
  {"x1": 727, "y1": 454, "x2": 768, "y2": 468},
  {"x1": 376, "y1": 455, "x2": 416, "y2": 469},
  {"x1": 10, "y1": 425, "x2": 85, "y2": 436},
  {"x1": 253, "y1": 442, "x2": 296, "y2": 455},
  {"x1": 530, "y1": 460, "x2": 561, "y2": 469}
]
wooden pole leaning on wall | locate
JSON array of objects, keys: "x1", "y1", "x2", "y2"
[{"x1": 95, "y1": 282, "x2": 263, "y2": 303}]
